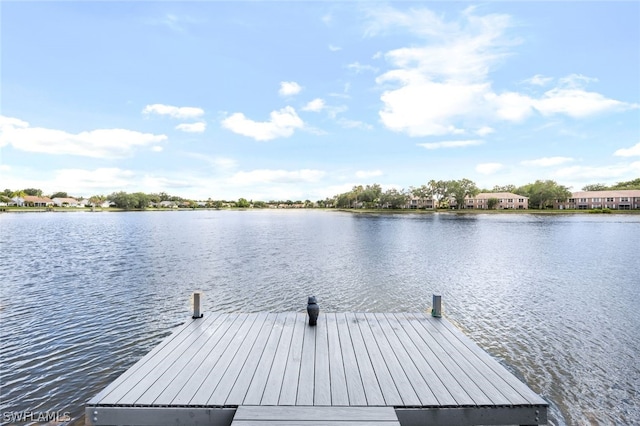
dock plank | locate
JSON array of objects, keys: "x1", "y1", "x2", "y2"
[
  {"x1": 438, "y1": 317, "x2": 547, "y2": 405},
  {"x1": 136, "y1": 313, "x2": 231, "y2": 405},
  {"x1": 232, "y1": 406, "x2": 399, "y2": 423},
  {"x1": 207, "y1": 312, "x2": 270, "y2": 405},
  {"x1": 366, "y1": 314, "x2": 421, "y2": 406},
  {"x1": 383, "y1": 313, "x2": 457, "y2": 407},
  {"x1": 189, "y1": 313, "x2": 261, "y2": 405},
  {"x1": 403, "y1": 313, "x2": 493, "y2": 405},
  {"x1": 354, "y1": 313, "x2": 403, "y2": 406},
  {"x1": 334, "y1": 313, "x2": 367, "y2": 406},
  {"x1": 314, "y1": 314, "x2": 331, "y2": 406},
  {"x1": 243, "y1": 312, "x2": 287, "y2": 405},
  {"x1": 326, "y1": 313, "x2": 349, "y2": 406},
  {"x1": 171, "y1": 314, "x2": 248, "y2": 405},
  {"x1": 278, "y1": 314, "x2": 305, "y2": 405},
  {"x1": 374, "y1": 313, "x2": 439, "y2": 406},
  {"x1": 261, "y1": 313, "x2": 297, "y2": 405},
  {"x1": 98, "y1": 313, "x2": 223, "y2": 405},
  {"x1": 225, "y1": 314, "x2": 278, "y2": 405},
  {"x1": 344, "y1": 313, "x2": 385, "y2": 406},
  {"x1": 296, "y1": 314, "x2": 317, "y2": 405},
  {"x1": 393, "y1": 313, "x2": 474, "y2": 406},
  {"x1": 416, "y1": 314, "x2": 523, "y2": 405}
]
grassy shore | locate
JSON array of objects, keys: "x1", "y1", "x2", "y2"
[{"x1": 336, "y1": 208, "x2": 640, "y2": 215}]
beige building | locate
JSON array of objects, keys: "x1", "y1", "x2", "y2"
[
  {"x1": 555, "y1": 190, "x2": 640, "y2": 210},
  {"x1": 464, "y1": 193, "x2": 529, "y2": 210}
]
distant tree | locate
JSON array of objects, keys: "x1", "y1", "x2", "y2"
[
  {"x1": 449, "y1": 178, "x2": 479, "y2": 209},
  {"x1": 253, "y1": 201, "x2": 267, "y2": 208},
  {"x1": 492, "y1": 184, "x2": 517, "y2": 193},
  {"x1": 23, "y1": 188, "x2": 43, "y2": 196},
  {"x1": 582, "y1": 183, "x2": 609, "y2": 191},
  {"x1": 50, "y1": 192, "x2": 68, "y2": 199},
  {"x1": 610, "y1": 178, "x2": 640, "y2": 190},
  {"x1": 213, "y1": 200, "x2": 224, "y2": 209},
  {"x1": 237, "y1": 198, "x2": 250, "y2": 208},
  {"x1": 3, "y1": 189, "x2": 14, "y2": 197},
  {"x1": 12, "y1": 189, "x2": 27, "y2": 198},
  {"x1": 429, "y1": 180, "x2": 451, "y2": 208},
  {"x1": 518, "y1": 180, "x2": 571, "y2": 209},
  {"x1": 487, "y1": 197, "x2": 499, "y2": 210},
  {"x1": 380, "y1": 188, "x2": 409, "y2": 209}
]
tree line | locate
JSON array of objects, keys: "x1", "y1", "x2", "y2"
[{"x1": 2, "y1": 178, "x2": 638, "y2": 210}]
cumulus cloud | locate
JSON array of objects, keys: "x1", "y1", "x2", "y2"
[
  {"x1": 417, "y1": 139, "x2": 484, "y2": 150},
  {"x1": 554, "y1": 162, "x2": 640, "y2": 181},
  {"x1": 175, "y1": 122, "x2": 206, "y2": 133},
  {"x1": 370, "y1": 7, "x2": 636, "y2": 137},
  {"x1": 328, "y1": 44, "x2": 342, "y2": 51},
  {"x1": 521, "y1": 156, "x2": 575, "y2": 167},
  {"x1": 143, "y1": 104, "x2": 204, "y2": 119},
  {"x1": 523, "y1": 74, "x2": 553, "y2": 86},
  {"x1": 279, "y1": 81, "x2": 302, "y2": 96},
  {"x1": 476, "y1": 126, "x2": 494, "y2": 136},
  {"x1": 347, "y1": 62, "x2": 378, "y2": 74},
  {"x1": 302, "y1": 98, "x2": 326, "y2": 112},
  {"x1": 475, "y1": 163, "x2": 504, "y2": 175},
  {"x1": 229, "y1": 169, "x2": 325, "y2": 185},
  {"x1": 221, "y1": 106, "x2": 304, "y2": 141},
  {"x1": 0, "y1": 115, "x2": 167, "y2": 158},
  {"x1": 356, "y1": 170, "x2": 383, "y2": 178},
  {"x1": 614, "y1": 142, "x2": 640, "y2": 157}
]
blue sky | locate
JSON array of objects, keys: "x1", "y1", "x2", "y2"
[{"x1": 1, "y1": 1, "x2": 639, "y2": 201}]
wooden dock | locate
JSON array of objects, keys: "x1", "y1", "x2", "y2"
[{"x1": 86, "y1": 312, "x2": 548, "y2": 426}]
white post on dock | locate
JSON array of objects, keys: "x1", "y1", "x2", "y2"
[
  {"x1": 431, "y1": 294, "x2": 442, "y2": 318},
  {"x1": 191, "y1": 291, "x2": 204, "y2": 319}
]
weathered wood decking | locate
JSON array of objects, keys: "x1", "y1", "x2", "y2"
[{"x1": 86, "y1": 312, "x2": 547, "y2": 426}]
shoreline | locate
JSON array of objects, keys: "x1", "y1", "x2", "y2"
[{"x1": 2, "y1": 207, "x2": 640, "y2": 215}]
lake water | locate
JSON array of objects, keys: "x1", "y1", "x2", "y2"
[{"x1": 1, "y1": 210, "x2": 639, "y2": 425}]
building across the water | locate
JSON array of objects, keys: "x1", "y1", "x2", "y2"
[{"x1": 554, "y1": 190, "x2": 640, "y2": 210}]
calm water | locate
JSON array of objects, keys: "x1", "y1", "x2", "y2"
[{"x1": 1, "y1": 210, "x2": 639, "y2": 425}]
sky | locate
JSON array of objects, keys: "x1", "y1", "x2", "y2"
[{"x1": 1, "y1": 1, "x2": 639, "y2": 201}]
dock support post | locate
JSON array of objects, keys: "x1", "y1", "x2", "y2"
[
  {"x1": 431, "y1": 294, "x2": 442, "y2": 318},
  {"x1": 192, "y1": 291, "x2": 204, "y2": 319}
]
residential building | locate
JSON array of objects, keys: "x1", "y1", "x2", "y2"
[
  {"x1": 554, "y1": 190, "x2": 640, "y2": 210},
  {"x1": 12, "y1": 195, "x2": 54, "y2": 207},
  {"x1": 464, "y1": 193, "x2": 529, "y2": 210},
  {"x1": 52, "y1": 197, "x2": 80, "y2": 207}
]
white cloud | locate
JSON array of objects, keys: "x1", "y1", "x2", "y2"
[
  {"x1": 370, "y1": 7, "x2": 636, "y2": 136},
  {"x1": 279, "y1": 81, "x2": 302, "y2": 97},
  {"x1": 614, "y1": 142, "x2": 640, "y2": 157},
  {"x1": 532, "y1": 88, "x2": 635, "y2": 118},
  {"x1": 417, "y1": 139, "x2": 484, "y2": 150},
  {"x1": 302, "y1": 98, "x2": 325, "y2": 112},
  {"x1": 337, "y1": 118, "x2": 373, "y2": 130},
  {"x1": 475, "y1": 126, "x2": 494, "y2": 136},
  {"x1": 356, "y1": 170, "x2": 383, "y2": 179},
  {"x1": 328, "y1": 44, "x2": 341, "y2": 51},
  {"x1": 0, "y1": 115, "x2": 167, "y2": 158},
  {"x1": 524, "y1": 74, "x2": 553, "y2": 86},
  {"x1": 54, "y1": 168, "x2": 137, "y2": 193},
  {"x1": 229, "y1": 169, "x2": 325, "y2": 185},
  {"x1": 554, "y1": 162, "x2": 640, "y2": 181},
  {"x1": 152, "y1": 146, "x2": 164, "y2": 152},
  {"x1": 521, "y1": 156, "x2": 575, "y2": 167},
  {"x1": 175, "y1": 122, "x2": 206, "y2": 133},
  {"x1": 221, "y1": 106, "x2": 304, "y2": 141},
  {"x1": 475, "y1": 163, "x2": 504, "y2": 175},
  {"x1": 347, "y1": 62, "x2": 378, "y2": 74},
  {"x1": 143, "y1": 104, "x2": 204, "y2": 119}
]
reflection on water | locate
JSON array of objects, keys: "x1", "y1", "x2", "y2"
[{"x1": 1, "y1": 210, "x2": 639, "y2": 425}]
